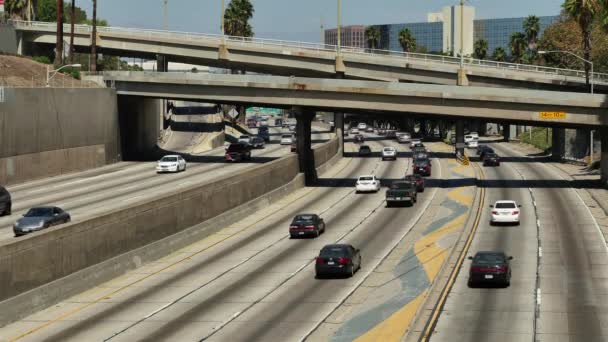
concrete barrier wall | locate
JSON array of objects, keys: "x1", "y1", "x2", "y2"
[
  {"x1": 0, "y1": 88, "x2": 120, "y2": 184},
  {"x1": 0, "y1": 135, "x2": 339, "y2": 325}
]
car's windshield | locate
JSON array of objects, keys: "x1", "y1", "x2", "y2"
[
  {"x1": 496, "y1": 202, "x2": 516, "y2": 209},
  {"x1": 320, "y1": 247, "x2": 349, "y2": 258},
  {"x1": 360, "y1": 146, "x2": 370, "y2": 151},
  {"x1": 359, "y1": 176, "x2": 374, "y2": 181},
  {"x1": 239, "y1": 135, "x2": 249, "y2": 139},
  {"x1": 160, "y1": 156, "x2": 178, "y2": 162},
  {"x1": 282, "y1": 135, "x2": 292, "y2": 139},
  {"x1": 25, "y1": 208, "x2": 54, "y2": 217},
  {"x1": 485, "y1": 153, "x2": 498, "y2": 158},
  {"x1": 383, "y1": 148, "x2": 394, "y2": 152},
  {"x1": 415, "y1": 160, "x2": 429, "y2": 166},
  {"x1": 474, "y1": 253, "x2": 506, "y2": 264}
]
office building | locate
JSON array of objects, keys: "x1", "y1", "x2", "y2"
[{"x1": 324, "y1": 25, "x2": 366, "y2": 48}]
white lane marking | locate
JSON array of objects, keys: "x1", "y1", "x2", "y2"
[
  {"x1": 536, "y1": 220, "x2": 541, "y2": 228},
  {"x1": 121, "y1": 195, "x2": 143, "y2": 202},
  {"x1": 144, "y1": 302, "x2": 172, "y2": 319},
  {"x1": 533, "y1": 201, "x2": 537, "y2": 208},
  {"x1": 538, "y1": 247, "x2": 542, "y2": 258},
  {"x1": 536, "y1": 288, "x2": 542, "y2": 305}
]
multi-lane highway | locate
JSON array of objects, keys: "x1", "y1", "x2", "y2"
[
  {"x1": 0, "y1": 130, "x2": 444, "y2": 341},
  {"x1": 429, "y1": 141, "x2": 608, "y2": 342},
  {"x1": 0, "y1": 123, "x2": 329, "y2": 242}
]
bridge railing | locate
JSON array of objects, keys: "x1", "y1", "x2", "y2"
[{"x1": 10, "y1": 20, "x2": 608, "y2": 83}]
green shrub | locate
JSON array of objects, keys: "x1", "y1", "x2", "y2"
[{"x1": 32, "y1": 56, "x2": 52, "y2": 64}]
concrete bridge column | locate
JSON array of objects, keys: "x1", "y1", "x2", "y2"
[
  {"x1": 117, "y1": 96, "x2": 161, "y2": 160},
  {"x1": 456, "y1": 120, "x2": 465, "y2": 156},
  {"x1": 552, "y1": 127, "x2": 565, "y2": 161},
  {"x1": 502, "y1": 124, "x2": 511, "y2": 142},
  {"x1": 334, "y1": 112, "x2": 344, "y2": 153},
  {"x1": 478, "y1": 122, "x2": 487, "y2": 136},
  {"x1": 600, "y1": 127, "x2": 608, "y2": 187},
  {"x1": 295, "y1": 109, "x2": 317, "y2": 185}
]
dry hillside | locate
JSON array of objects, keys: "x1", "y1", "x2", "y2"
[{"x1": 0, "y1": 55, "x2": 99, "y2": 87}]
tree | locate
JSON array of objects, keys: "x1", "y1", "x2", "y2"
[
  {"x1": 509, "y1": 32, "x2": 527, "y2": 63},
  {"x1": 397, "y1": 28, "x2": 416, "y2": 53},
  {"x1": 364, "y1": 26, "x2": 380, "y2": 50},
  {"x1": 5, "y1": 0, "x2": 26, "y2": 18},
  {"x1": 224, "y1": 0, "x2": 254, "y2": 37},
  {"x1": 563, "y1": 0, "x2": 602, "y2": 88},
  {"x1": 491, "y1": 47, "x2": 507, "y2": 61},
  {"x1": 473, "y1": 39, "x2": 489, "y2": 59},
  {"x1": 523, "y1": 15, "x2": 541, "y2": 51}
]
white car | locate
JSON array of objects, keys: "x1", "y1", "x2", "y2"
[
  {"x1": 490, "y1": 200, "x2": 521, "y2": 225},
  {"x1": 356, "y1": 175, "x2": 381, "y2": 193},
  {"x1": 280, "y1": 134, "x2": 294, "y2": 145},
  {"x1": 357, "y1": 123, "x2": 367, "y2": 130},
  {"x1": 289, "y1": 125, "x2": 297, "y2": 132},
  {"x1": 156, "y1": 155, "x2": 186, "y2": 173},
  {"x1": 350, "y1": 128, "x2": 360, "y2": 135},
  {"x1": 381, "y1": 147, "x2": 397, "y2": 160},
  {"x1": 238, "y1": 135, "x2": 251, "y2": 144},
  {"x1": 397, "y1": 132, "x2": 411, "y2": 143},
  {"x1": 410, "y1": 138, "x2": 422, "y2": 148}
]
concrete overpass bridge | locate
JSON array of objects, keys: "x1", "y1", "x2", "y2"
[
  {"x1": 8, "y1": 21, "x2": 608, "y2": 92},
  {"x1": 96, "y1": 71, "x2": 608, "y2": 183}
]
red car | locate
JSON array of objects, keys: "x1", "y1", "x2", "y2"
[
  {"x1": 413, "y1": 159, "x2": 431, "y2": 176},
  {"x1": 289, "y1": 214, "x2": 325, "y2": 238},
  {"x1": 404, "y1": 174, "x2": 425, "y2": 192},
  {"x1": 291, "y1": 143, "x2": 297, "y2": 153},
  {"x1": 225, "y1": 143, "x2": 252, "y2": 162}
]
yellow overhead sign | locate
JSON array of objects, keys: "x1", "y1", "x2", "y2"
[{"x1": 539, "y1": 111, "x2": 566, "y2": 120}]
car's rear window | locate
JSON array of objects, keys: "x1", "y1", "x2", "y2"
[
  {"x1": 485, "y1": 153, "x2": 498, "y2": 158},
  {"x1": 383, "y1": 148, "x2": 395, "y2": 151},
  {"x1": 294, "y1": 215, "x2": 315, "y2": 221},
  {"x1": 360, "y1": 176, "x2": 374, "y2": 181},
  {"x1": 161, "y1": 157, "x2": 178, "y2": 162},
  {"x1": 496, "y1": 202, "x2": 516, "y2": 209},
  {"x1": 320, "y1": 247, "x2": 349, "y2": 258},
  {"x1": 474, "y1": 253, "x2": 506, "y2": 264},
  {"x1": 240, "y1": 135, "x2": 249, "y2": 139},
  {"x1": 360, "y1": 147, "x2": 370, "y2": 151},
  {"x1": 415, "y1": 161, "x2": 429, "y2": 167},
  {"x1": 389, "y1": 182, "x2": 409, "y2": 189},
  {"x1": 25, "y1": 208, "x2": 54, "y2": 217},
  {"x1": 282, "y1": 135, "x2": 292, "y2": 139},
  {"x1": 227, "y1": 144, "x2": 245, "y2": 152}
]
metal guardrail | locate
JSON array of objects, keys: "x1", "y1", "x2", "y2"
[{"x1": 11, "y1": 20, "x2": 608, "y2": 83}]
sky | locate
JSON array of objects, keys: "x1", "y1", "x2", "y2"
[{"x1": 76, "y1": 0, "x2": 565, "y2": 42}]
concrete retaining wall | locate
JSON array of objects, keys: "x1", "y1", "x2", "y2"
[
  {"x1": 0, "y1": 135, "x2": 340, "y2": 326},
  {"x1": 0, "y1": 88, "x2": 120, "y2": 184}
]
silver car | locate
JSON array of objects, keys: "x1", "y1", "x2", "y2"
[{"x1": 14, "y1": 206, "x2": 71, "y2": 237}]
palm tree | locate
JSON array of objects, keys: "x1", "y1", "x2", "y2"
[
  {"x1": 69, "y1": 0, "x2": 75, "y2": 64},
  {"x1": 473, "y1": 39, "x2": 488, "y2": 60},
  {"x1": 397, "y1": 28, "x2": 416, "y2": 53},
  {"x1": 90, "y1": 0, "x2": 97, "y2": 72},
  {"x1": 364, "y1": 26, "x2": 380, "y2": 50},
  {"x1": 563, "y1": 0, "x2": 602, "y2": 88},
  {"x1": 509, "y1": 32, "x2": 527, "y2": 63},
  {"x1": 523, "y1": 15, "x2": 540, "y2": 51},
  {"x1": 492, "y1": 47, "x2": 506, "y2": 61},
  {"x1": 224, "y1": 0, "x2": 254, "y2": 38},
  {"x1": 54, "y1": 0, "x2": 64, "y2": 66}
]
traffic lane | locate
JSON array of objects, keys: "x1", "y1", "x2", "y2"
[
  {"x1": 100, "y1": 139, "x2": 402, "y2": 341},
  {"x1": 492, "y1": 143, "x2": 608, "y2": 341},
  {"x1": 430, "y1": 158, "x2": 538, "y2": 341},
  {"x1": 0, "y1": 144, "x2": 291, "y2": 240},
  {"x1": 0, "y1": 139, "x2": 367, "y2": 342},
  {"x1": 207, "y1": 142, "x2": 434, "y2": 341}
]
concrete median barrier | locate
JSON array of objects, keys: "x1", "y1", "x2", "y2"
[{"x1": 0, "y1": 135, "x2": 340, "y2": 327}]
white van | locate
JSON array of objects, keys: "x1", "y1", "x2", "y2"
[{"x1": 465, "y1": 135, "x2": 479, "y2": 148}]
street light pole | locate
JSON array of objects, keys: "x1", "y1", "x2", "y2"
[
  {"x1": 337, "y1": 0, "x2": 341, "y2": 56},
  {"x1": 460, "y1": 0, "x2": 464, "y2": 68},
  {"x1": 46, "y1": 64, "x2": 82, "y2": 87},
  {"x1": 221, "y1": 0, "x2": 225, "y2": 36},
  {"x1": 538, "y1": 50, "x2": 594, "y2": 94},
  {"x1": 163, "y1": 0, "x2": 168, "y2": 31}
]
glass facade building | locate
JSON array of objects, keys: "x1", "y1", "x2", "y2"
[
  {"x1": 474, "y1": 16, "x2": 558, "y2": 55},
  {"x1": 376, "y1": 22, "x2": 443, "y2": 52}
]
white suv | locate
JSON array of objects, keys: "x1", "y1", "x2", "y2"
[
  {"x1": 280, "y1": 134, "x2": 294, "y2": 145},
  {"x1": 357, "y1": 123, "x2": 367, "y2": 130},
  {"x1": 381, "y1": 147, "x2": 397, "y2": 161},
  {"x1": 490, "y1": 200, "x2": 521, "y2": 225}
]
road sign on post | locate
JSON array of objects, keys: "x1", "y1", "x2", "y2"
[{"x1": 227, "y1": 108, "x2": 239, "y2": 119}]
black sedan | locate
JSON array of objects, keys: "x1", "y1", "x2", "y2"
[
  {"x1": 14, "y1": 206, "x2": 71, "y2": 237},
  {"x1": 468, "y1": 251, "x2": 513, "y2": 287},
  {"x1": 358, "y1": 145, "x2": 372, "y2": 156},
  {"x1": 477, "y1": 145, "x2": 495, "y2": 159},
  {"x1": 251, "y1": 136, "x2": 266, "y2": 149},
  {"x1": 289, "y1": 214, "x2": 325, "y2": 238},
  {"x1": 482, "y1": 153, "x2": 500, "y2": 166},
  {"x1": 315, "y1": 244, "x2": 362, "y2": 278},
  {"x1": 354, "y1": 134, "x2": 365, "y2": 144}
]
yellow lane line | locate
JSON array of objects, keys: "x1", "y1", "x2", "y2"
[
  {"x1": 420, "y1": 163, "x2": 485, "y2": 341},
  {"x1": 8, "y1": 153, "x2": 354, "y2": 342}
]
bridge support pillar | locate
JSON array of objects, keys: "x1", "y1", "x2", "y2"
[
  {"x1": 334, "y1": 112, "x2": 344, "y2": 153},
  {"x1": 456, "y1": 120, "x2": 465, "y2": 156},
  {"x1": 552, "y1": 127, "x2": 565, "y2": 161},
  {"x1": 502, "y1": 124, "x2": 511, "y2": 142},
  {"x1": 478, "y1": 121, "x2": 487, "y2": 136},
  {"x1": 295, "y1": 109, "x2": 317, "y2": 185},
  {"x1": 601, "y1": 127, "x2": 608, "y2": 187},
  {"x1": 457, "y1": 69, "x2": 469, "y2": 86}
]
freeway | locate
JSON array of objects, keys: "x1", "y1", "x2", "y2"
[
  {"x1": 428, "y1": 141, "x2": 608, "y2": 342},
  {"x1": 0, "y1": 124, "x2": 329, "y2": 242},
  {"x1": 0, "y1": 132, "x2": 442, "y2": 341}
]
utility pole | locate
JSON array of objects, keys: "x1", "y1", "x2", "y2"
[
  {"x1": 55, "y1": 0, "x2": 64, "y2": 67},
  {"x1": 91, "y1": 0, "x2": 97, "y2": 73},
  {"x1": 337, "y1": 0, "x2": 341, "y2": 56},
  {"x1": 221, "y1": 0, "x2": 225, "y2": 36},
  {"x1": 320, "y1": 16, "x2": 324, "y2": 45},
  {"x1": 163, "y1": 0, "x2": 168, "y2": 30},
  {"x1": 70, "y1": 0, "x2": 75, "y2": 65},
  {"x1": 460, "y1": 0, "x2": 464, "y2": 68}
]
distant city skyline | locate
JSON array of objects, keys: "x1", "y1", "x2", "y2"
[{"x1": 75, "y1": 0, "x2": 564, "y2": 43}]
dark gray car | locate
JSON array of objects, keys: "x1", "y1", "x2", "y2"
[
  {"x1": 14, "y1": 206, "x2": 71, "y2": 237},
  {"x1": 0, "y1": 186, "x2": 11, "y2": 216}
]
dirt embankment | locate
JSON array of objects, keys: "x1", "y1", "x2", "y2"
[{"x1": 0, "y1": 55, "x2": 99, "y2": 87}]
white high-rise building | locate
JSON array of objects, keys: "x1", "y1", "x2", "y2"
[{"x1": 440, "y1": 5, "x2": 475, "y2": 57}]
